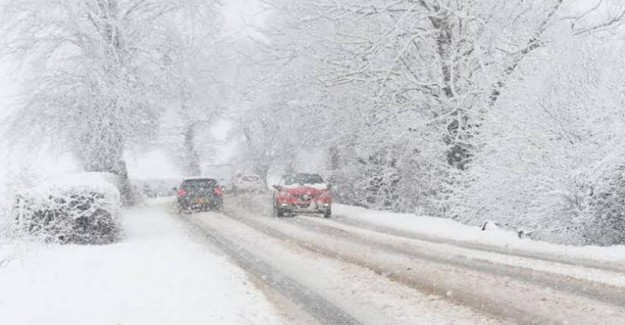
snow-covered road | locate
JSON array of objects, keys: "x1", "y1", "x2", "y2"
[
  {"x1": 3, "y1": 196, "x2": 625, "y2": 324},
  {"x1": 184, "y1": 202, "x2": 497, "y2": 324},
  {"x1": 177, "y1": 193, "x2": 625, "y2": 324}
]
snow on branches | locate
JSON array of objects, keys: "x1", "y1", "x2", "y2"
[
  {"x1": 0, "y1": 0, "x2": 213, "y2": 204},
  {"x1": 234, "y1": 0, "x2": 625, "y2": 244}
]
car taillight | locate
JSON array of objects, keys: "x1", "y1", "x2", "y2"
[
  {"x1": 214, "y1": 186, "x2": 223, "y2": 196},
  {"x1": 177, "y1": 189, "x2": 187, "y2": 197}
]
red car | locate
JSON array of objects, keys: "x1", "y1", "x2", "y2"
[{"x1": 273, "y1": 173, "x2": 332, "y2": 218}]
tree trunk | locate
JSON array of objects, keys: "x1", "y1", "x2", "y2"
[
  {"x1": 329, "y1": 146, "x2": 340, "y2": 170},
  {"x1": 429, "y1": 14, "x2": 472, "y2": 170},
  {"x1": 112, "y1": 159, "x2": 136, "y2": 207},
  {"x1": 183, "y1": 122, "x2": 201, "y2": 176},
  {"x1": 78, "y1": 120, "x2": 136, "y2": 206}
]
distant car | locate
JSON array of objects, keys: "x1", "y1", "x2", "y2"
[
  {"x1": 233, "y1": 174, "x2": 265, "y2": 194},
  {"x1": 273, "y1": 173, "x2": 332, "y2": 218},
  {"x1": 175, "y1": 178, "x2": 224, "y2": 213}
]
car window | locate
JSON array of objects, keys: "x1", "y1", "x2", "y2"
[
  {"x1": 283, "y1": 174, "x2": 323, "y2": 185},
  {"x1": 182, "y1": 179, "x2": 217, "y2": 191}
]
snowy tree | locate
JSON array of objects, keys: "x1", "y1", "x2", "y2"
[
  {"x1": 237, "y1": 0, "x2": 570, "y2": 212},
  {"x1": 1, "y1": 0, "x2": 211, "y2": 204},
  {"x1": 168, "y1": 3, "x2": 225, "y2": 176},
  {"x1": 236, "y1": 0, "x2": 625, "y2": 233},
  {"x1": 452, "y1": 36, "x2": 625, "y2": 245}
]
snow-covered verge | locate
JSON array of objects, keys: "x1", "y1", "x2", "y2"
[
  {"x1": 0, "y1": 199, "x2": 282, "y2": 325},
  {"x1": 334, "y1": 204, "x2": 625, "y2": 265}
]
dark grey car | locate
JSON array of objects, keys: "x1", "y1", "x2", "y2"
[{"x1": 175, "y1": 178, "x2": 224, "y2": 213}]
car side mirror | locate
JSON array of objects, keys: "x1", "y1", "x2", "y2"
[
  {"x1": 172, "y1": 187, "x2": 178, "y2": 192},
  {"x1": 327, "y1": 184, "x2": 333, "y2": 190},
  {"x1": 273, "y1": 185, "x2": 282, "y2": 191}
]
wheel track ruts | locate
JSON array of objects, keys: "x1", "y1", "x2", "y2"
[
  {"x1": 223, "y1": 206, "x2": 625, "y2": 324},
  {"x1": 244, "y1": 193, "x2": 625, "y2": 274},
  {"x1": 222, "y1": 210, "x2": 540, "y2": 323},
  {"x1": 286, "y1": 215, "x2": 625, "y2": 309},
  {"x1": 176, "y1": 214, "x2": 362, "y2": 325}
]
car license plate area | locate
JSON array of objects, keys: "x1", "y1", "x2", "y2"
[
  {"x1": 294, "y1": 201, "x2": 319, "y2": 212},
  {"x1": 194, "y1": 198, "x2": 210, "y2": 205}
]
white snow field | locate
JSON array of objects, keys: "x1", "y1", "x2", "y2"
[{"x1": 0, "y1": 199, "x2": 281, "y2": 325}]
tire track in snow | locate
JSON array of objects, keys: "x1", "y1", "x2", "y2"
[
  {"x1": 286, "y1": 215, "x2": 625, "y2": 308},
  {"x1": 223, "y1": 201, "x2": 625, "y2": 324},
  {"x1": 245, "y1": 192, "x2": 625, "y2": 274},
  {"x1": 175, "y1": 213, "x2": 361, "y2": 325},
  {"x1": 241, "y1": 192, "x2": 625, "y2": 274}
]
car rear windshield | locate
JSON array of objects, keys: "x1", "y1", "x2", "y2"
[
  {"x1": 182, "y1": 179, "x2": 217, "y2": 190},
  {"x1": 284, "y1": 174, "x2": 323, "y2": 185}
]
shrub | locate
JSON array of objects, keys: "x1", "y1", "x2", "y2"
[
  {"x1": 12, "y1": 173, "x2": 122, "y2": 245},
  {"x1": 583, "y1": 165, "x2": 625, "y2": 246}
]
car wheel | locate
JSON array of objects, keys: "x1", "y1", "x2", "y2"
[
  {"x1": 274, "y1": 205, "x2": 284, "y2": 218},
  {"x1": 323, "y1": 209, "x2": 331, "y2": 218}
]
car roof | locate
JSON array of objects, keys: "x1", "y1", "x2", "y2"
[
  {"x1": 282, "y1": 173, "x2": 321, "y2": 177},
  {"x1": 182, "y1": 177, "x2": 218, "y2": 182}
]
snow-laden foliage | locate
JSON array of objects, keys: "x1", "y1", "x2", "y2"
[
  {"x1": 452, "y1": 39, "x2": 625, "y2": 245},
  {"x1": 0, "y1": 0, "x2": 215, "y2": 204},
  {"x1": 12, "y1": 173, "x2": 121, "y2": 245},
  {"x1": 230, "y1": 0, "x2": 625, "y2": 244},
  {"x1": 235, "y1": 0, "x2": 576, "y2": 213},
  {"x1": 2, "y1": 0, "x2": 625, "y2": 246}
]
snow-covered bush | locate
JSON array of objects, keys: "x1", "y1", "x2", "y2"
[
  {"x1": 329, "y1": 140, "x2": 449, "y2": 216},
  {"x1": 452, "y1": 38, "x2": 625, "y2": 245},
  {"x1": 583, "y1": 163, "x2": 625, "y2": 246},
  {"x1": 12, "y1": 173, "x2": 122, "y2": 245}
]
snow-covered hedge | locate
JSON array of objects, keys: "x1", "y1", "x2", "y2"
[{"x1": 12, "y1": 173, "x2": 122, "y2": 245}]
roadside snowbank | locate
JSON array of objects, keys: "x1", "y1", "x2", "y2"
[
  {"x1": 334, "y1": 204, "x2": 625, "y2": 265},
  {"x1": 0, "y1": 199, "x2": 281, "y2": 325}
]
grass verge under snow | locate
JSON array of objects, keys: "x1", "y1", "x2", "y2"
[{"x1": 0, "y1": 199, "x2": 281, "y2": 325}]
